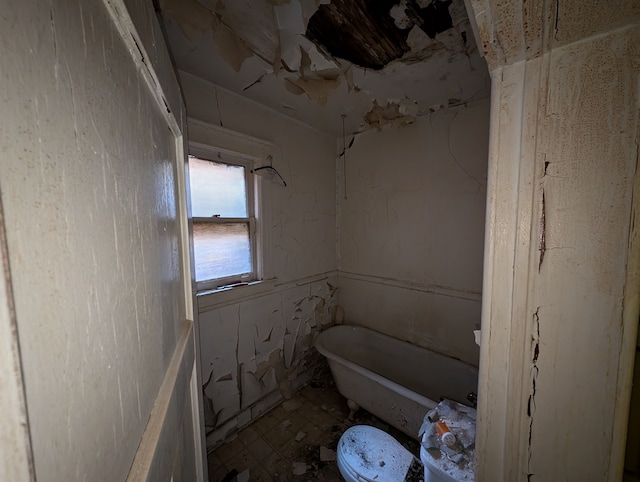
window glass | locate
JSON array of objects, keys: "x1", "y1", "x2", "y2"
[
  {"x1": 192, "y1": 223, "x2": 252, "y2": 282},
  {"x1": 188, "y1": 156, "x2": 247, "y2": 218},
  {"x1": 188, "y1": 152, "x2": 257, "y2": 288}
]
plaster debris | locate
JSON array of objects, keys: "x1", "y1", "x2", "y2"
[
  {"x1": 319, "y1": 446, "x2": 336, "y2": 461},
  {"x1": 292, "y1": 462, "x2": 308, "y2": 475},
  {"x1": 295, "y1": 431, "x2": 307, "y2": 441}
]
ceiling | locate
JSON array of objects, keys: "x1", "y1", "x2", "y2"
[{"x1": 157, "y1": 0, "x2": 490, "y2": 137}]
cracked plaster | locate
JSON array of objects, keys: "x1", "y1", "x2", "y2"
[{"x1": 158, "y1": 0, "x2": 490, "y2": 136}]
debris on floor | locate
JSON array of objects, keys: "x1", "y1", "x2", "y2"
[
  {"x1": 207, "y1": 367, "x2": 420, "y2": 481},
  {"x1": 319, "y1": 446, "x2": 336, "y2": 462}
]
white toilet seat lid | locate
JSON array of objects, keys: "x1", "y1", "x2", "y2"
[{"x1": 338, "y1": 425, "x2": 415, "y2": 481}]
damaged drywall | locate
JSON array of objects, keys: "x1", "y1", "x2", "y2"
[
  {"x1": 158, "y1": 0, "x2": 490, "y2": 136},
  {"x1": 306, "y1": 0, "x2": 454, "y2": 70},
  {"x1": 364, "y1": 99, "x2": 420, "y2": 129},
  {"x1": 200, "y1": 279, "x2": 339, "y2": 448}
]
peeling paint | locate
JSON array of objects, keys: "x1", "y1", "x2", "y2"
[
  {"x1": 200, "y1": 278, "x2": 339, "y2": 449},
  {"x1": 527, "y1": 307, "x2": 541, "y2": 480},
  {"x1": 160, "y1": 0, "x2": 489, "y2": 136},
  {"x1": 158, "y1": 0, "x2": 216, "y2": 40},
  {"x1": 213, "y1": 26, "x2": 254, "y2": 73},
  {"x1": 364, "y1": 99, "x2": 418, "y2": 129},
  {"x1": 284, "y1": 76, "x2": 340, "y2": 107}
]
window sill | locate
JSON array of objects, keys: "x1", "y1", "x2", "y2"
[{"x1": 196, "y1": 279, "x2": 276, "y2": 313}]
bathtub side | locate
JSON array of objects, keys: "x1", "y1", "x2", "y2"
[
  {"x1": 316, "y1": 325, "x2": 477, "y2": 439},
  {"x1": 326, "y1": 357, "x2": 436, "y2": 440},
  {"x1": 317, "y1": 325, "x2": 478, "y2": 404}
]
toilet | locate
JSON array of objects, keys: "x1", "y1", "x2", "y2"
[
  {"x1": 337, "y1": 425, "x2": 423, "y2": 482},
  {"x1": 336, "y1": 400, "x2": 476, "y2": 482}
]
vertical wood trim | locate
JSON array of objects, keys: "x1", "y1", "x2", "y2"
[
  {"x1": 0, "y1": 192, "x2": 35, "y2": 480},
  {"x1": 126, "y1": 321, "x2": 195, "y2": 481},
  {"x1": 612, "y1": 115, "x2": 640, "y2": 479},
  {"x1": 178, "y1": 127, "x2": 208, "y2": 481},
  {"x1": 476, "y1": 62, "x2": 528, "y2": 481}
]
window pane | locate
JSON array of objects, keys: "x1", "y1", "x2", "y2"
[
  {"x1": 188, "y1": 156, "x2": 247, "y2": 218},
  {"x1": 193, "y1": 223, "x2": 252, "y2": 282}
]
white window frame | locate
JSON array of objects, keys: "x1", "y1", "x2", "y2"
[
  {"x1": 187, "y1": 119, "x2": 276, "y2": 298},
  {"x1": 189, "y1": 145, "x2": 259, "y2": 292}
]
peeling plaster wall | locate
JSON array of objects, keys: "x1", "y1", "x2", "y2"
[
  {"x1": 0, "y1": 0, "x2": 191, "y2": 480},
  {"x1": 472, "y1": 13, "x2": 640, "y2": 482},
  {"x1": 338, "y1": 99, "x2": 490, "y2": 366},
  {"x1": 178, "y1": 71, "x2": 339, "y2": 445},
  {"x1": 199, "y1": 279, "x2": 338, "y2": 445}
]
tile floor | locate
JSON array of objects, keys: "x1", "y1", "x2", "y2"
[{"x1": 207, "y1": 376, "x2": 421, "y2": 481}]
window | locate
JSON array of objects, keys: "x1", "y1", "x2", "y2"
[{"x1": 188, "y1": 149, "x2": 259, "y2": 291}]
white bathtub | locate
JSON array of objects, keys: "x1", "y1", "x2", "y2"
[{"x1": 315, "y1": 325, "x2": 478, "y2": 440}]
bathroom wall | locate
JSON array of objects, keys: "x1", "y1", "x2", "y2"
[
  {"x1": 179, "y1": 72, "x2": 339, "y2": 446},
  {"x1": 0, "y1": 0, "x2": 201, "y2": 480},
  {"x1": 338, "y1": 99, "x2": 490, "y2": 366}
]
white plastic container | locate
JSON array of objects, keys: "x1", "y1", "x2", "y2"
[{"x1": 419, "y1": 399, "x2": 476, "y2": 482}]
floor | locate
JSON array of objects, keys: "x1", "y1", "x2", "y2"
[{"x1": 207, "y1": 376, "x2": 421, "y2": 481}]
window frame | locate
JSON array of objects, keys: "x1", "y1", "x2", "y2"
[{"x1": 188, "y1": 143, "x2": 261, "y2": 292}]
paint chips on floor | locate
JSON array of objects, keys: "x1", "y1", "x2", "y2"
[{"x1": 208, "y1": 377, "x2": 420, "y2": 481}]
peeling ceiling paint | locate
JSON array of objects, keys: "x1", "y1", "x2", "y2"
[{"x1": 158, "y1": 0, "x2": 490, "y2": 136}]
